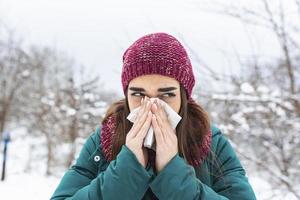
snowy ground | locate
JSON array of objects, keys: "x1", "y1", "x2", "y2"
[
  {"x1": 0, "y1": 127, "x2": 60, "y2": 199},
  {"x1": 0, "y1": 127, "x2": 297, "y2": 200},
  {"x1": 0, "y1": 173, "x2": 59, "y2": 199}
]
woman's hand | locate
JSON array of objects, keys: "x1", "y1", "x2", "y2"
[
  {"x1": 126, "y1": 96, "x2": 152, "y2": 168},
  {"x1": 151, "y1": 99, "x2": 178, "y2": 173}
]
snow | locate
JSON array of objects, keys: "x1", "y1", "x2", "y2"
[
  {"x1": 249, "y1": 176, "x2": 298, "y2": 200},
  {"x1": 21, "y1": 70, "x2": 30, "y2": 77},
  {"x1": 0, "y1": 173, "x2": 59, "y2": 200},
  {"x1": 241, "y1": 82, "x2": 255, "y2": 93},
  {"x1": 257, "y1": 85, "x2": 269, "y2": 94},
  {"x1": 0, "y1": 127, "x2": 59, "y2": 199},
  {"x1": 66, "y1": 108, "x2": 76, "y2": 116}
]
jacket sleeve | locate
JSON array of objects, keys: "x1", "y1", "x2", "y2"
[
  {"x1": 50, "y1": 127, "x2": 152, "y2": 200},
  {"x1": 149, "y1": 129, "x2": 257, "y2": 200}
]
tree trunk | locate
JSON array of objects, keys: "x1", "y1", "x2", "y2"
[{"x1": 45, "y1": 132, "x2": 52, "y2": 176}]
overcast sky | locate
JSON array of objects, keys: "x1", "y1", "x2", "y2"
[{"x1": 0, "y1": 0, "x2": 283, "y2": 96}]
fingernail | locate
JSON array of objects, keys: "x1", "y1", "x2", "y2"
[
  {"x1": 155, "y1": 101, "x2": 159, "y2": 108},
  {"x1": 153, "y1": 103, "x2": 157, "y2": 110}
]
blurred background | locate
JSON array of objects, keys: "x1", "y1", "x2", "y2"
[{"x1": 0, "y1": 0, "x2": 299, "y2": 199}]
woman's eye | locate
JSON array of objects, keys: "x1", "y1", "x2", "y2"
[
  {"x1": 131, "y1": 92, "x2": 145, "y2": 97},
  {"x1": 161, "y1": 93, "x2": 176, "y2": 98},
  {"x1": 131, "y1": 92, "x2": 176, "y2": 98}
]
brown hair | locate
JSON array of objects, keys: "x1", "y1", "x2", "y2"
[{"x1": 101, "y1": 84, "x2": 211, "y2": 165}]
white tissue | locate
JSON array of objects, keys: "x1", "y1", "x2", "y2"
[{"x1": 126, "y1": 98, "x2": 182, "y2": 151}]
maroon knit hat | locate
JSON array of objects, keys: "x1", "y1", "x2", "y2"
[{"x1": 121, "y1": 32, "x2": 195, "y2": 100}]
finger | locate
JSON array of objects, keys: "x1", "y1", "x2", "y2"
[
  {"x1": 153, "y1": 112, "x2": 165, "y2": 133},
  {"x1": 155, "y1": 113, "x2": 175, "y2": 144},
  {"x1": 133, "y1": 96, "x2": 147, "y2": 126},
  {"x1": 157, "y1": 113, "x2": 174, "y2": 139},
  {"x1": 136, "y1": 96, "x2": 148, "y2": 118},
  {"x1": 151, "y1": 101, "x2": 167, "y2": 133},
  {"x1": 152, "y1": 114, "x2": 165, "y2": 145},
  {"x1": 128, "y1": 97, "x2": 146, "y2": 139},
  {"x1": 156, "y1": 100, "x2": 168, "y2": 124},
  {"x1": 154, "y1": 100, "x2": 174, "y2": 138},
  {"x1": 151, "y1": 100, "x2": 167, "y2": 132},
  {"x1": 150, "y1": 99, "x2": 158, "y2": 114},
  {"x1": 135, "y1": 98, "x2": 151, "y2": 127},
  {"x1": 130, "y1": 98, "x2": 152, "y2": 137},
  {"x1": 136, "y1": 111, "x2": 152, "y2": 140},
  {"x1": 129, "y1": 97, "x2": 145, "y2": 130}
]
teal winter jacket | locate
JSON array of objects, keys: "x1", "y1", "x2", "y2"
[{"x1": 51, "y1": 125, "x2": 256, "y2": 200}]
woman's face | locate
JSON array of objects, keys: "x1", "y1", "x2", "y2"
[{"x1": 127, "y1": 74, "x2": 181, "y2": 113}]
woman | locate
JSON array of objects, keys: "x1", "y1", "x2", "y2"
[{"x1": 51, "y1": 32, "x2": 256, "y2": 200}]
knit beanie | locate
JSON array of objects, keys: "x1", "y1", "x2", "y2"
[{"x1": 121, "y1": 32, "x2": 195, "y2": 100}]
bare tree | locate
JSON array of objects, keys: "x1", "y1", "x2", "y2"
[
  {"x1": 189, "y1": 0, "x2": 300, "y2": 198},
  {"x1": 0, "y1": 27, "x2": 33, "y2": 142},
  {"x1": 22, "y1": 46, "x2": 117, "y2": 175}
]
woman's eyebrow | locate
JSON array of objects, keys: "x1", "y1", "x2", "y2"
[
  {"x1": 157, "y1": 87, "x2": 177, "y2": 92},
  {"x1": 129, "y1": 87, "x2": 145, "y2": 92},
  {"x1": 128, "y1": 87, "x2": 177, "y2": 92}
]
